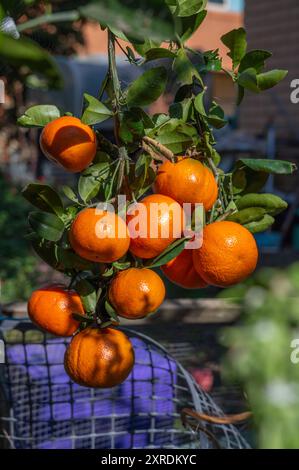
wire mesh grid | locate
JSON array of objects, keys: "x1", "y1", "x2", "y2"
[{"x1": 0, "y1": 319, "x2": 250, "y2": 449}]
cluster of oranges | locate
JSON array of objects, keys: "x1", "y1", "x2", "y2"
[{"x1": 28, "y1": 116, "x2": 258, "y2": 389}]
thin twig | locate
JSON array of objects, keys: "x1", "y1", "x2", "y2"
[
  {"x1": 142, "y1": 136, "x2": 174, "y2": 161},
  {"x1": 142, "y1": 142, "x2": 164, "y2": 162}
]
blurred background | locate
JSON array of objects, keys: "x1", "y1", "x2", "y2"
[{"x1": 1, "y1": 0, "x2": 299, "y2": 449}]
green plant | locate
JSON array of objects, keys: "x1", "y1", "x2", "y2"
[
  {"x1": 0, "y1": 173, "x2": 38, "y2": 303},
  {"x1": 221, "y1": 264, "x2": 299, "y2": 449}
]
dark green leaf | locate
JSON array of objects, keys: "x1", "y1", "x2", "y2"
[
  {"x1": 208, "y1": 101, "x2": 227, "y2": 129},
  {"x1": 81, "y1": 93, "x2": 113, "y2": 125},
  {"x1": 28, "y1": 211, "x2": 64, "y2": 242},
  {"x1": 79, "y1": 1, "x2": 175, "y2": 43},
  {"x1": 238, "y1": 68, "x2": 260, "y2": 93},
  {"x1": 119, "y1": 109, "x2": 145, "y2": 144},
  {"x1": 257, "y1": 69, "x2": 288, "y2": 91},
  {"x1": 169, "y1": 99, "x2": 192, "y2": 122},
  {"x1": 238, "y1": 158, "x2": 296, "y2": 175},
  {"x1": 173, "y1": 48, "x2": 198, "y2": 85},
  {"x1": 0, "y1": 33, "x2": 62, "y2": 88},
  {"x1": 18, "y1": 105, "x2": 60, "y2": 128},
  {"x1": 62, "y1": 186, "x2": 81, "y2": 204},
  {"x1": 239, "y1": 50, "x2": 272, "y2": 73},
  {"x1": 144, "y1": 48, "x2": 176, "y2": 62},
  {"x1": 178, "y1": 10, "x2": 207, "y2": 43},
  {"x1": 135, "y1": 153, "x2": 152, "y2": 178},
  {"x1": 146, "y1": 237, "x2": 188, "y2": 268},
  {"x1": 167, "y1": 0, "x2": 207, "y2": 17},
  {"x1": 22, "y1": 183, "x2": 64, "y2": 216},
  {"x1": 134, "y1": 39, "x2": 161, "y2": 57},
  {"x1": 104, "y1": 301, "x2": 119, "y2": 322},
  {"x1": 221, "y1": 27, "x2": 247, "y2": 70},
  {"x1": 73, "y1": 279, "x2": 97, "y2": 313},
  {"x1": 126, "y1": 67, "x2": 168, "y2": 107}
]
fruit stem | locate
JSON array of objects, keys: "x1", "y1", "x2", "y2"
[{"x1": 108, "y1": 29, "x2": 122, "y2": 146}]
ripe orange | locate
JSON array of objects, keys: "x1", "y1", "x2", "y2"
[
  {"x1": 64, "y1": 327, "x2": 135, "y2": 388},
  {"x1": 161, "y1": 249, "x2": 208, "y2": 289},
  {"x1": 154, "y1": 157, "x2": 218, "y2": 211},
  {"x1": 40, "y1": 116, "x2": 97, "y2": 173},
  {"x1": 69, "y1": 208, "x2": 130, "y2": 263},
  {"x1": 127, "y1": 194, "x2": 185, "y2": 259},
  {"x1": 28, "y1": 285, "x2": 82, "y2": 336},
  {"x1": 109, "y1": 268, "x2": 165, "y2": 319},
  {"x1": 192, "y1": 221, "x2": 258, "y2": 287}
]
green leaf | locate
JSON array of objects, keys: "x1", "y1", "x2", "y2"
[
  {"x1": 244, "y1": 214, "x2": 275, "y2": 234},
  {"x1": 105, "y1": 301, "x2": 119, "y2": 322},
  {"x1": 28, "y1": 211, "x2": 65, "y2": 242},
  {"x1": 79, "y1": 1, "x2": 175, "y2": 43},
  {"x1": 112, "y1": 261, "x2": 132, "y2": 270},
  {"x1": 18, "y1": 105, "x2": 60, "y2": 128},
  {"x1": 173, "y1": 48, "x2": 198, "y2": 85},
  {"x1": 177, "y1": 10, "x2": 207, "y2": 43},
  {"x1": 22, "y1": 183, "x2": 64, "y2": 216},
  {"x1": 236, "y1": 193, "x2": 288, "y2": 216},
  {"x1": 78, "y1": 176, "x2": 101, "y2": 203},
  {"x1": 208, "y1": 101, "x2": 227, "y2": 129},
  {"x1": 62, "y1": 186, "x2": 81, "y2": 204},
  {"x1": 81, "y1": 93, "x2": 113, "y2": 125},
  {"x1": 146, "y1": 237, "x2": 188, "y2": 268},
  {"x1": 119, "y1": 109, "x2": 145, "y2": 144},
  {"x1": 257, "y1": 69, "x2": 288, "y2": 91},
  {"x1": 73, "y1": 279, "x2": 97, "y2": 314},
  {"x1": 177, "y1": 0, "x2": 207, "y2": 17},
  {"x1": 134, "y1": 39, "x2": 161, "y2": 57},
  {"x1": 135, "y1": 153, "x2": 152, "y2": 178},
  {"x1": 167, "y1": 0, "x2": 207, "y2": 17},
  {"x1": 239, "y1": 50, "x2": 272, "y2": 73},
  {"x1": 221, "y1": 27, "x2": 247, "y2": 70},
  {"x1": 0, "y1": 33, "x2": 62, "y2": 88},
  {"x1": 126, "y1": 67, "x2": 168, "y2": 107},
  {"x1": 169, "y1": 99, "x2": 192, "y2": 122},
  {"x1": 144, "y1": 47, "x2": 176, "y2": 62},
  {"x1": 238, "y1": 158, "x2": 296, "y2": 175},
  {"x1": 227, "y1": 207, "x2": 266, "y2": 225},
  {"x1": 78, "y1": 162, "x2": 110, "y2": 202},
  {"x1": 194, "y1": 90, "x2": 207, "y2": 115},
  {"x1": 238, "y1": 68, "x2": 260, "y2": 93}
]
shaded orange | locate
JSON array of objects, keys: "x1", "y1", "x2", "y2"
[
  {"x1": 40, "y1": 116, "x2": 97, "y2": 173},
  {"x1": 109, "y1": 268, "x2": 165, "y2": 319},
  {"x1": 64, "y1": 327, "x2": 135, "y2": 388},
  {"x1": 28, "y1": 284, "x2": 82, "y2": 336},
  {"x1": 192, "y1": 221, "x2": 258, "y2": 287},
  {"x1": 161, "y1": 249, "x2": 208, "y2": 289},
  {"x1": 154, "y1": 158, "x2": 218, "y2": 211},
  {"x1": 69, "y1": 208, "x2": 130, "y2": 263}
]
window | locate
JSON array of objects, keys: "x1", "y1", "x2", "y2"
[{"x1": 208, "y1": 0, "x2": 229, "y2": 9}]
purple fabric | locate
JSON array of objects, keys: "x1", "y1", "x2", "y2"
[{"x1": 5, "y1": 337, "x2": 177, "y2": 449}]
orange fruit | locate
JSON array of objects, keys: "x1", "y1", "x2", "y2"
[
  {"x1": 69, "y1": 208, "x2": 130, "y2": 263},
  {"x1": 154, "y1": 157, "x2": 218, "y2": 211},
  {"x1": 127, "y1": 194, "x2": 185, "y2": 259},
  {"x1": 64, "y1": 327, "x2": 135, "y2": 388},
  {"x1": 28, "y1": 285, "x2": 83, "y2": 336},
  {"x1": 161, "y1": 249, "x2": 208, "y2": 289},
  {"x1": 40, "y1": 116, "x2": 97, "y2": 173},
  {"x1": 192, "y1": 221, "x2": 258, "y2": 287},
  {"x1": 109, "y1": 268, "x2": 165, "y2": 319}
]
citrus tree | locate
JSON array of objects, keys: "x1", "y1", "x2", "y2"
[{"x1": 11, "y1": 0, "x2": 297, "y2": 388}]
